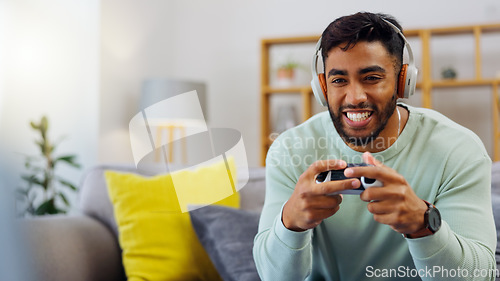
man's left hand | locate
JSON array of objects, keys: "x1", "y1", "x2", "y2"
[{"x1": 348, "y1": 152, "x2": 429, "y2": 236}]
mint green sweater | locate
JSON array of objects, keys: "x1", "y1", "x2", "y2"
[{"x1": 253, "y1": 104, "x2": 496, "y2": 281}]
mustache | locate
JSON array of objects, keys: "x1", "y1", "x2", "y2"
[{"x1": 339, "y1": 102, "x2": 377, "y2": 112}]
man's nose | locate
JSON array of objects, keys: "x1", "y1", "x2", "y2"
[{"x1": 344, "y1": 83, "x2": 368, "y2": 105}]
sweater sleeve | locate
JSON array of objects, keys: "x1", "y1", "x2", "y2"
[
  {"x1": 406, "y1": 156, "x2": 497, "y2": 281},
  {"x1": 252, "y1": 139, "x2": 314, "y2": 281}
]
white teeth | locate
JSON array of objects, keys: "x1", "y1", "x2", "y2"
[{"x1": 346, "y1": 112, "x2": 371, "y2": 122}]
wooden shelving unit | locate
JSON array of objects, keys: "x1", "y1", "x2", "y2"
[{"x1": 260, "y1": 23, "x2": 500, "y2": 166}]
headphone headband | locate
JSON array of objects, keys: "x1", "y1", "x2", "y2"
[
  {"x1": 311, "y1": 18, "x2": 418, "y2": 107},
  {"x1": 382, "y1": 19, "x2": 415, "y2": 74}
]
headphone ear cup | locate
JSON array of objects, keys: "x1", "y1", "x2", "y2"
[
  {"x1": 311, "y1": 73, "x2": 328, "y2": 107},
  {"x1": 398, "y1": 64, "x2": 408, "y2": 99},
  {"x1": 318, "y1": 74, "x2": 327, "y2": 99}
]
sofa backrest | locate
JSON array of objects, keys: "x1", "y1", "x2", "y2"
[{"x1": 78, "y1": 164, "x2": 266, "y2": 237}]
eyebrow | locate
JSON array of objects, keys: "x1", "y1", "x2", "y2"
[
  {"x1": 328, "y1": 69, "x2": 347, "y2": 77},
  {"x1": 359, "y1": 65, "x2": 386, "y2": 75},
  {"x1": 327, "y1": 65, "x2": 386, "y2": 77}
]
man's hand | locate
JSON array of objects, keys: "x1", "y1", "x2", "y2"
[
  {"x1": 282, "y1": 159, "x2": 360, "y2": 232},
  {"x1": 349, "y1": 152, "x2": 428, "y2": 236}
]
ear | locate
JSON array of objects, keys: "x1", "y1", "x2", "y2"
[
  {"x1": 397, "y1": 64, "x2": 408, "y2": 99},
  {"x1": 318, "y1": 73, "x2": 327, "y2": 101}
]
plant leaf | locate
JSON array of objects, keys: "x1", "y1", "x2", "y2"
[
  {"x1": 21, "y1": 175, "x2": 45, "y2": 187},
  {"x1": 55, "y1": 155, "x2": 80, "y2": 168},
  {"x1": 56, "y1": 155, "x2": 76, "y2": 162},
  {"x1": 40, "y1": 116, "x2": 48, "y2": 134},
  {"x1": 35, "y1": 199, "x2": 58, "y2": 215},
  {"x1": 47, "y1": 144, "x2": 55, "y2": 154},
  {"x1": 16, "y1": 188, "x2": 29, "y2": 196},
  {"x1": 35, "y1": 140, "x2": 46, "y2": 154},
  {"x1": 30, "y1": 121, "x2": 39, "y2": 130},
  {"x1": 58, "y1": 192, "x2": 70, "y2": 206},
  {"x1": 58, "y1": 178, "x2": 78, "y2": 191}
]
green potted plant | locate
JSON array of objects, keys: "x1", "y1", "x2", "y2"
[
  {"x1": 441, "y1": 66, "x2": 457, "y2": 80},
  {"x1": 275, "y1": 58, "x2": 306, "y2": 87},
  {"x1": 277, "y1": 60, "x2": 300, "y2": 81},
  {"x1": 17, "y1": 116, "x2": 81, "y2": 216}
]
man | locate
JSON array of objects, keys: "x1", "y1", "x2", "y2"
[{"x1": 253, "y1": 12, "x2": 496, "y2": 280}]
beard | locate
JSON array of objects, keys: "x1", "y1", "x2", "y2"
[{"x1": 328, "y1": 94, "x2": 397, "y2": 146}]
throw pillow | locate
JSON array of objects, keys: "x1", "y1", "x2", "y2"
[
  {"x1": 491, "y1": 161, "x2": 500, "y2": 195},
  {"x1": 190, "y1": 205, "x2": 261, "y2": 281},
  {"x1": 105, "y1": 158, "x2": 240, "y2": 281},
  {"x1": 491, "y1": 192, "x2": 500, "y2": 264}
]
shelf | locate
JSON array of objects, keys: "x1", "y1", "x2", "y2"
[
  {"x1": 431, "y1": 79, "x2": 499, "y2": 88},
  {"x1": 265, "y1": 80, "x2": 500, "y2": 93},
  {"x1": 263, "y1": 138, "x2": 274, "y2": 147},
  {"x1": 264, "y1": 79, "x2": 500, "y2": 95},
  {"x1": 263, "y1": 86, "x2": 312, "y2": 94},
  {"x1": 261, "y1": 35, "x2": 320, "y2": 45},
  {"x1": 416, "y1": 79, "x2": 500, "y2": 88},
  {"x1": 429, "y1": 23, "x2": 500, "y2": 35}
]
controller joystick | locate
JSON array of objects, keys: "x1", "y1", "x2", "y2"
[{"x1": 315, "y1": 163, "x2": 383, "y2": 195}]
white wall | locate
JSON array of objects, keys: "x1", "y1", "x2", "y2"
[
  {"x1": 100, "y1": 0, "x2": 500, "y2": 166},
  {"x1": 0, "y1": 1, "x2": 100, "y2": 212},
  {"x1": 0, "y1": 2, "x2": 5, "y2": 126},
  {"x1": 99, "y1": 0, "x2": 175, "y2": 163}
]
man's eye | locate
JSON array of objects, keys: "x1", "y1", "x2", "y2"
[
  {"x1": 332, "y1": 78, "x2": 346, "y2": 84},
  {"x1": 365, "y1": 76, "x2": 381, "y2": 82}
]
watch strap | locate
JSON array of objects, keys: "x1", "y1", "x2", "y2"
[{"x1": 404, "y1": 200, "x2": 437, "y2": 239}]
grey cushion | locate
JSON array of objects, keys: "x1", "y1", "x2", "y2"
[
  {"x1": 492, "y1": 193, "x2": 500, "y2": 265},
  {"x1": 79, "y1": 164, "x2": 147, "y2": 237},
  {"x1": 492, "y1": 162, "x2": 500, "y2": 195},
  {"x1": 238, "y1": 168, "x2": 266, "y2": 213},
  {"x1": 190, "y1": 205, "x2": 260, "y2": 281}
]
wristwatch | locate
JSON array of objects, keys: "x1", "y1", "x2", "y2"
[{"x1": 405, "y1": 200, "x2": 441, "y2": 239}]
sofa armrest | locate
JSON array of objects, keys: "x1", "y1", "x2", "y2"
[{"x1": 19, "y1": 215, "x2": 125, "y2": 281}]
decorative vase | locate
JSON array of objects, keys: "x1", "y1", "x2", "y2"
[{"x1": 275, "y1": 68, "x2": 295, "y2": 87}]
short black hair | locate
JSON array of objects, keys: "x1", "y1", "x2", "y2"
[{"x1": 320, "y1": 12, "x2": 404, "y2": 70}]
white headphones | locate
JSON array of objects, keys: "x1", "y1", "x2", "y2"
[{"x1": 311, "y1": 19, "x2": 418, "y2": 107}]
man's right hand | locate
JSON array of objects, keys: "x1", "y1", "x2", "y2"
[{"x1": 282, "y1": 159, "x2": 360, "y2": 232}]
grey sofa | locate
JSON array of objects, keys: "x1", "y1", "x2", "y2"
[
  {"x1": 19, "y1": 162, "x2": 500, "y2": 281},
  {"x1": 19, "y1": 164, "x2": 266, "y2": 281}
]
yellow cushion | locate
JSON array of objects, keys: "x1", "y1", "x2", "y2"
[{"x1": 105, "y1": 157, "x2": 240, "y2": 281}]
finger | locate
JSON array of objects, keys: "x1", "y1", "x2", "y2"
[
  {"x1": 360, "y1": 185, "x2": 389, "y2": 202},
  {"x1": 363, "y1": 152, "x2": 383, "y2": 167},
  {"x1": 298, "y1": 160, "x2": 342, "y2": 187},
  {"x1": 372, "y1": 213, "x2": 398, "y2": 226},
  {"x1": 300, "y1": 204, "x2": 342, "y2": 230},
  {"x1": 307, "y1": 194, "x2": 343, "y2": 209},
  {"x1": 311, "y1": 205, "x2": 342, "y2": 223},
  {"x1": 366, "y1": 200, "x2": 392, "y2": 214},
  {"x1": 345, "y1": 164, "x2": 400, "y2": 187},
  {"x1": 309, "y1": 159, "x2": 347, "y2": 177},
  {"x1": 315, "y1": 178, "x2": 360, "y2": 196}
]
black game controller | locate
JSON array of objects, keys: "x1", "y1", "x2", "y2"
[{"x1": 315, "y1": 163, "x2": 383, "y2": 195}]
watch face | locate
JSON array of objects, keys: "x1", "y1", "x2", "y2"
[{"x1": 428, "y1": 208, "x2": 442, "y2": 232}]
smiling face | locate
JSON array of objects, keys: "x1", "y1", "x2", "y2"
[{"x1": 324, "y1": 40, "x2": 399, "y2": 150}]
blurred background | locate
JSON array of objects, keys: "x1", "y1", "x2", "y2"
[{"x1": 1, "y1": 0, "x2": 500, "y2": 213}]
